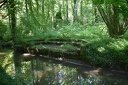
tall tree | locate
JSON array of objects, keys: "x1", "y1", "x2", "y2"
[
  {"x1": 9, "y1": 0, "x2": 16, "y2": 46},
  {"x1": 93, "y1": 5, "x2": 98, "y2": 23},
  {"x1": 66, "y1": 0, "x2": 69, "y2": 21},
  {"x1": 73, "y1": 0, "x2": 79, "y2": 22},
  {"x1": 80, "y1": 0, "x2": 83, "y2": 24},
  {"x1": 36, "y1": 0, "x2": 39, "y2": 15},
  {"x1": 42, "y1": 0, "x2": 45, "y2": 15},
  {"x1": 93, "y1": 0, "x2": 128, "y2": 37}
]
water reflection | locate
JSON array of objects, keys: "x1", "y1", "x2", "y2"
[{"x1": 1, "y1": 50, "x2": 128, "y2": 85}]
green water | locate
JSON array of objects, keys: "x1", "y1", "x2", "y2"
[{"x1": 0, "y1": 49, "x2": 128, "y2": 85}]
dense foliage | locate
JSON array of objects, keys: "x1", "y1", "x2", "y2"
[
  {"x1": 0, "y1": 65, "x2": 23, "y2": 85},
  {"x1": 0, "y1": 1, "x2": 128, "y2": 84}
]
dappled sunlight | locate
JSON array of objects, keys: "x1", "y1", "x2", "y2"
[
  {"x1": 108, "y1": 39, "x2": 128, "y2": 50},
  {"x1": 0, "y1": 50, "x2": 15, "y2": 76},
  {"x1": 22, "y1": 53, "x2": 35, "y2": 57},
  {"x1": 97, "y1": 47, "x2": 105, "y2": 53}
]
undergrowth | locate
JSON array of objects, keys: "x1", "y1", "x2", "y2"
[
  {"x1": 0, "y1": 65, "x2": 23, "y2": 85},
  {"x1": 15, "y1": 22, "x2": 128, "y2": 70},
  {"x1": 41, "y1": 23, "x2": 128, "y2": 70},
  {"x1": 84, "y1": 38, "x2": 128, "y2": 70}
]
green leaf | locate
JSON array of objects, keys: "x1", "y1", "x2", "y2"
[
  {"x1": 116, "y1": 0, "x2": 127, "y2": 3},
  {"x1": 93, "y1": 0, "x2": 104, "y2": 4},
  {"x1": 113, "y1": 1, "x2": 128, "y2": 17},
  {"x1": 105, "y1": 0, "x2": 114, "y2": 4}
]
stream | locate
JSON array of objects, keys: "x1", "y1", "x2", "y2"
[{"x1": 0, "y1": 49, "x2": 128, "y2": 85}]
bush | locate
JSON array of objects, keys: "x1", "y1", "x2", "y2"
[
  {"x1": 0, "y1": 65, "x2": 23, "y2": 85},
  {"x1": 84, "y1": 38, "x2": 128, "y2": 70}
]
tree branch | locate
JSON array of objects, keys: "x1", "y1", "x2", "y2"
[{"x1": 0, "y1": 0, "x2": 7, "y2": 8}]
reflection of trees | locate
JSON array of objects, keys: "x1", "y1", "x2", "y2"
[
  {"x1": 13, "y1": 49, "x2": 21, "y2": 76},
  {"x1": 1, "y1": 50, "x2": 126, "y2": 85},
  {"x1": 25, "y1": 59, "x2": 103, "y2": 85},
  {"x1": 19, "y1": 59, "x2": 125, "y2": 85}
]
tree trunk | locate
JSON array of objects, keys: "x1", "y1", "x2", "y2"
[
  {"x1": 42, "y1": 0, "x2": 44, "y2": 15},
  {"x1": 25, "y1": 0, "x2": 28, "y2": 13},
  {"x1": 62, "y1": 0, "x2": 65, "y2": 20},
  {"x1": 80, "y1": 0, "x2": 83, "y2": 24},
  {"x1": 73, "y1": 0, "x2": 78, "y2": 22},
  {"x1": 94, "y1": 5, "x2": 98, "y2": 23},
  {"x1": 28, "y1": 0, "x2": 40, "y2": 26},
  {"x1": 96, "y1": 4, "x2": 128, "y2": 37},
  {"x1": 66, "y1": 0, "x2": 68, "y2": 21},
  {"x1": 51, "y1": 0, "x2": 55, "y2": 28},
  {"x1": 9, "y1": 0, "x2": 16, "y2": 46},
  {"x1": 36, "y1": 0, "x2": 39, "y2": 15}
]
